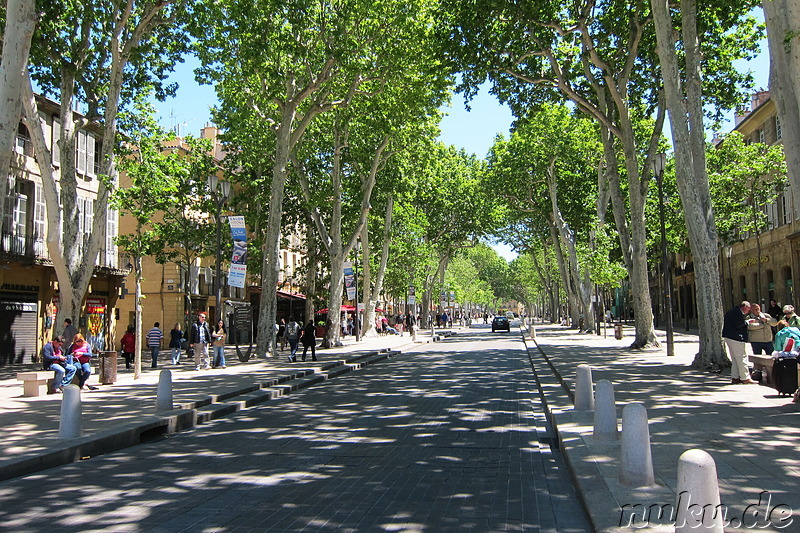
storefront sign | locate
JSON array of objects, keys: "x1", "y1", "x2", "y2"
[{"x1": 738, "y1": 255, "x2": 769, "y2": 268}]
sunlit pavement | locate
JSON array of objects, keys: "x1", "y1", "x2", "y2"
[
  {"x1": 527, "y1": 322, "x2": 799, "y2": 533},
  {"x1": 0, "y1": 323, "x2": 590, "y2": 532}
]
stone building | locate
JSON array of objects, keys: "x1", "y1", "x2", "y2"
[
  {"x1": 0, "y1": 95, "x2": 125, "y2": 366},
  {"x1": 715, "y1": 90, "x2": 798, "y2": 311}
]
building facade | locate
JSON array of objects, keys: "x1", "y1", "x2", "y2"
[
  {"x1": 718, "y1": 91, "x2": 798, "y2": 311},
  {"x1": 0, "y1": 95, "x2": 125, "y2": 366}
]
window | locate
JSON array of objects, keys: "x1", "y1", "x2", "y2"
[
  {"x1": 776, "y1": 115, "x2": 782, "y2": 140},
  {"x1": 758, "y1": 128, "x2": 765, "y2": 144},
  {"x1": 14, "y1": 123, "x2": 33, "y2": 156},
  {"x1": 3, "y1": 178, "x2": 30, "y2": 254}
]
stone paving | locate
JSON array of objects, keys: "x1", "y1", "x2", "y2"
[
  {"x1": 526, "y1": 322, "x2": 800, "y2": 533},
  {"x1": 0, "y1": 325, "x2": 589, "y2": 532}
]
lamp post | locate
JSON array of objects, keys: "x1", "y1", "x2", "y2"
[
  {"x1": 681, "y1": 260, "x2": 690, "y2": 331},
  {"x1": 208, "y1": 174, "x2": 231, "y2": 324},
  {"x1": 653, "y1": 153, "x2": 674, "y2": 356},
  {"x1": 725, "y1": 245, "x2": 734, "y2": 308},
  {"x1": 354, "y1": 241, "x2": 361, "y2": 342}
]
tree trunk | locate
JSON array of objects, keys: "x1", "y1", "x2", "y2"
[
  {"x1": 365, "y1": 194, "x2": 394, "y2": 337},
  {"x1": 134, "y1": 256, "x2": 143, "y2": 379},
  {"x1": 0, "y1": 0, "x2": 36, "y2": 225},
  {"x1": 304, "y1": 225, "x2": 317, "y2": 322},
  {"x1": 652, "y1": 0, "x2": 727, "y2": 368},
  {"x1": 255, "y1": 109, "x2": 294, "y2": 357},
  {"x1": 764, "y1": 0, "x2": 800, "y2": 205}
]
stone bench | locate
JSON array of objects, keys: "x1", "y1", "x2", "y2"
[
  {"x1": 749, "y1": 354, "x2": 800, "y2": 386},
  {"x1": 16, "y1": 371, "x2": 54, "y2": 397}
]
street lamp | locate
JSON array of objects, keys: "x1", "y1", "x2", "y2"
[
  {"x1": 653, "y1": 152, "x2": 674, "y2": 356},
  {"x1": 725, "y1": 245, "x2": 734, "y2": 308},
  {"x1": 681, "y1": 260, "x2": 690, "y2": 331},
  {"x1": 208, "y1": 174, "x2": 231, "y2": 324}
]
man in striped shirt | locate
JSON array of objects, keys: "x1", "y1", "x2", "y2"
[{"x1": 147, "y1": 322, "x2": 163, "y2": 369}]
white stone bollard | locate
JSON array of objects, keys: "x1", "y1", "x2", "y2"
[
  {"x1": 619, "y1": 403, "x2": 655, "y2": 487},
  {"x1": 59, "y1": 384, "x2": 82, "y2": 439},
  {"x1": 412, "y1": 325, "x2": 418, "y2": 342},
  {"x1": 674, "y1": 449, "x2": 724, "y2": 532},
  {"x1": 529, "y1": 324, "x2": 536, "y2": 338},
  {"x1": 574, "y1": 364, "x2": 594, "y2": 411},
  {"x1": 156, "y1": 369, "x2": 174, "y2": 411},
  {"x1": 593, "y1": 379, "x2": 618, "y2": 442}
]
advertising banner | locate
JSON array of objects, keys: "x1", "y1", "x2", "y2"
[
  {"x1": 408, "y1": 285, "x2": 416, "y2": 305},
  {"x1": 228, "y1": 216, "x2": 247, "y2": 288},
  {"x1": 344, "y1": 262, "x2": 356, "y2": 301}
]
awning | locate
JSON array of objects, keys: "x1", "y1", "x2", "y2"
[
  {"x1": 277, "y1": 289, "x2": 306, "y2": 301},
  {"x1": 316, "y1": 305, "x2": 356, "y2": 314}
]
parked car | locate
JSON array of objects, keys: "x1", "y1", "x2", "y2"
[{"x1": 492, "y1": 316, "x2": 510, "y2": 332}]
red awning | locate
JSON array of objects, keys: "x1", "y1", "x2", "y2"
[
  {"x1": 277, "y1": 289, "x2": 306, "y2": 300},
  {"x1": 316, "y1": 305, "x2": 356, "y2": 314}
]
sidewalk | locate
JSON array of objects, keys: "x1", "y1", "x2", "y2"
[
  {"x1": 526, "y1": 323, "x2": 799, "y2": 533},
  {"x1": 0, "y1": 330, "x2": 439, "y2": 482}
]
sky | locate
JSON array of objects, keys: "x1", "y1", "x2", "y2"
[{"x1": 154, "y1": 24, "x2": 771, "y2": 264}]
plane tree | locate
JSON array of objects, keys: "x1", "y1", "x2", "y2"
[
  {"x1": 21, "y1": 0, "x2": 191, "y2": 328},
  {"x1": 195, "y1": 0, "x2": 445, "y2": 356}
]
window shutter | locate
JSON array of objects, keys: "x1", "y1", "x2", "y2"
[
  {"x1": 76, "y1": 130, "x2": 87, "y2": 174},
  {"x1": 86, "y1": 134, "x2": 96, "y2": 177},
  {"x1": 34, "y1": 184, "x2": 46, "y2": 257},
  {"x1": 52, "y1": 119, "x2": 61, "y2": 165},
  {"x1": 106, "y1": 209, "x2": 117, "y2": 267}
]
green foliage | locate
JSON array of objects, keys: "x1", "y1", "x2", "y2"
[{"x1": 708, "y1": 131, "x2": 788, "y2": 243}]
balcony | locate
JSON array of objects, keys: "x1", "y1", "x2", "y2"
[{"x1": 0, "y1": 231, "x2": 42, "y2": 261}]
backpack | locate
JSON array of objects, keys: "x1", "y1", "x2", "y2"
[
  {"x1": 773, "y1": 326, "x2": 800, "y2": 352},
  {"x1": 287, "y1": 322, "x2": 299, "y2": 339}
]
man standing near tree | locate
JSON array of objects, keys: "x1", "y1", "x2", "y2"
[{"x1": 722, "y1": 301, "x2": 755, "y2": 385}]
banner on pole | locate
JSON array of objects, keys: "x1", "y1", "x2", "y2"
[
  {"x1": 228, "y1": 216, "x2": 247, "y2": 288},
  {"x1": 344, "y1": 262, "x2": 356, "y2": 301},
  {"x1": 408, "y1": 285, "x2": 416, "y2": 305}
]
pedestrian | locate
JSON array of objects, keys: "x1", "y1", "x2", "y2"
[
  {"x1": 147, "y1": 322, "x2": 163, "y2": 368},
  {"x1": 746, "y1": 303, "x2": 777, "y2": 355},
  {"x1": 284, "y1": 316, "x2": 300, "y2": 362},
  {"x1": 169, "y1": 323, "x2": 183, "y2": 365},
  {"x1": 767, "y1": 299, "x2": 782, "y2": 321},
  {"x1": 212, "y1": 319, "x2": 227, "y2": 369},
  {"x1": 278, "y1": 319, "x2": 286, "y2": 351},
  {"x1": 189, "y1": 313, "x2": 213, "y2": 370},
  {"x1": 41, "y1": 336, "x2": 76, "y2": 394},
  {"x1": 300, "y1": 319, "x2": 318, "y2": 362},
  {"x1": 722, "y1": 300, "x2": 755, "y2": 384},
  {"x1": 405, "y1": 313, "x2": 415, "y2": 336},
  {"x1": 62, "y1": 318, "x2": 79, "y2": 349},
  {"x1": 121, "y1": 325, "x2": 136, "y2": 370},
  {"x1": 777, "y1": 304, "x2": 800, "y2": 330}
]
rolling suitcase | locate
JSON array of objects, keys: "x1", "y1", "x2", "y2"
[{"x1": 772, "y1": 356, "x2": 799, "y2": 396}]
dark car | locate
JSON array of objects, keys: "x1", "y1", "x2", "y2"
[{"x1": 491, "y1": 316, "x2": 510, "y2": 332}]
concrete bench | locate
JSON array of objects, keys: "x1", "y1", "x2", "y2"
[
  {"x1": 16, "y1": 371, "x2": 54, "y2": 397},
  {"x1": 749, "y1": 354, "x2": 800, "y2": 386}
]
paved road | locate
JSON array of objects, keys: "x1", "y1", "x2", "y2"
[{"x1": 0, "y1": 325, "x2": 589, "y2": 532}]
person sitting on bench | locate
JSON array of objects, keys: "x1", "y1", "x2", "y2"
[
  {"x1": 41, "y1": 336, "x2": 76, "y2": 394},
  {"x1": 67, "y1": 333, "x2": 97, "y2": 390}
]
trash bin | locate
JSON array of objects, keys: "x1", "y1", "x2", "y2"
[
  {"x1": 99, "y1": 350, "x2": 118, "y2": 384},
  {"x1": 614, "y1": 324, "x2": 623, "y2": 340}
]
